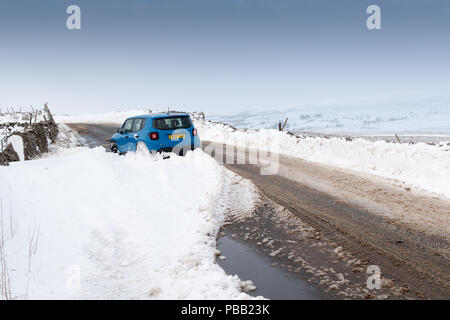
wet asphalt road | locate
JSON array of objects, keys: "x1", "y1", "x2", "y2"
[
  {"x1": 69, "y1": 123, "x2": 118, "y2": 149},
  {"x1": 67, "y1": 123, "x2": 450, "y2": 299}
]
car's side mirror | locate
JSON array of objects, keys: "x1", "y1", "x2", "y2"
[{"x1": 118, "y1": 128, "x2": 125, "y2": 134}]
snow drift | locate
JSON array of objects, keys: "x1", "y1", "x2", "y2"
[{"x1": 0, "y1": 129, "x2": 257, "y2": 299}]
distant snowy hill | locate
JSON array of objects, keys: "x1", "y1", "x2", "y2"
[{"x1": 207, "y1": 99, "x2": 450, "y2": 133}]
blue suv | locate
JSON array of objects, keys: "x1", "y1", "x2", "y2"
[{"x1": 110, "y1": 113, "x2": 201, "y2": 155}]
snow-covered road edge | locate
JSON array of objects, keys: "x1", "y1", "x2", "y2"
[{"x1": 196, "y1": 120, "x2": 450, "y2": 200}]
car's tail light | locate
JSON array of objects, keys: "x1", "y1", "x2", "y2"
[
  {"x1": 149, "y1": 132, "x2": 159, "y2": 140},
  {"x1": 192, "y1": 128, "x2": 198, "y2": 136}
]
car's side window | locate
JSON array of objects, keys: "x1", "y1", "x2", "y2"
[
  {"x1": 133, "y1": 119, "x2": 144, "y2": 132},
  {"x1": 140, "y1": 119, "x2": 146, "y2": 130},
  {"x1": 123, "y1": 119, "x2": 134, "y2": 133}
]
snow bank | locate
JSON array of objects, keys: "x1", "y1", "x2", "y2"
[
  {"x1": 197, "y1": 121, "x2": 450, "y2": 199},
  {"x1": 7, "y1": 135, "x2": 24, "y2": 161},
  {"x1": 0, "y1": 143, "x2": 255, "y2": 299}
]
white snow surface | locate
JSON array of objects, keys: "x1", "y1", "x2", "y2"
[
  {"x1": 7, "y1": 135, "x2": 24, "y2": 160},
  {"x1": 0, "y1": 126, "x2": 259, "y2": 299},
  {"x1": 207, "y1": 99, "x2": 450, "y2": 133},
  {"x1": 196, "y1": 121, "x2": 450, "y2": 199}
]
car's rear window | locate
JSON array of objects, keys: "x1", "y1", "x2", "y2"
[{"x1": 153, "y1": 116, "x2": 192, "y2": 130}]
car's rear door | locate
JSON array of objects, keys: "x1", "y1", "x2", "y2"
[{"x1": 128, "y1": 118, "x2": 146, "y2": 151}]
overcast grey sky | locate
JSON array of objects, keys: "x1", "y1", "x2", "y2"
[{"x1": 0, "y1": 0, "x2": 449, "y2": 114}]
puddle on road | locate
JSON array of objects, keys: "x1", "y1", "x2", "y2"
[{"x1": 217, "y1": 235, "x2": 325, "y2": 300}]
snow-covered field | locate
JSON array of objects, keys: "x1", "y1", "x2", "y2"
[
  {"x1": 212, "y1": 108, "x2": 450, "y2": 132},
  {"x1": 54, "y1": 109, "x2": 151, "y2": 125},
  {"x1": 0, "y1": 125, "x2": 258, "y2": 299},
  {"x1": 207, "y1": 99, "x2": 450, "y2": 132}
]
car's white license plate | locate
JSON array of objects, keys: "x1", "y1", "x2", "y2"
[{"x1": 169, "y1": 134, "x2": 185, "y2": 140}]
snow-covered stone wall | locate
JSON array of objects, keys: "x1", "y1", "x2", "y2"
[{"x1": 0, "y1": 105, "x2": 59, "y2": 165}]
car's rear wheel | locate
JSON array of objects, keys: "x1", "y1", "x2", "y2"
[{"x1": 110, "y1": 141, "x2": 118, "y2": 153}]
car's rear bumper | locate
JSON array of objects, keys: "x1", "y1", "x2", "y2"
[{"x1": 157, "y1": 144, "x2": 199, "y2": 154}]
